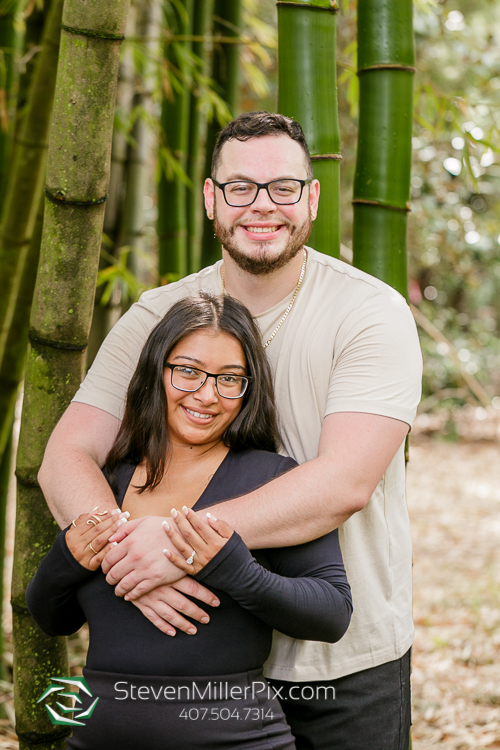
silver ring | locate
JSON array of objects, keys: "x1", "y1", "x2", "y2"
[{"x1": 186, "y1": 550, "x2": 196, "y2": 565}]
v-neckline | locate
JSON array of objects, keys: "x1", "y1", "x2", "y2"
[{"x1": 115, "y1": 449, "x2": 234, "y2": 513}]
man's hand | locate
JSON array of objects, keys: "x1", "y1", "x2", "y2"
[
  {"x1": 102, "y1": 515, "x2": 187, "y2": 598},
  {"x1": 133, "y1": 578, "x2": 221, "y2": 636}
]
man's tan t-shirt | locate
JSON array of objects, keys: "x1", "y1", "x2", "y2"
[{"x1": 73, "y1": 247, "x2": 422, "y2": 681}]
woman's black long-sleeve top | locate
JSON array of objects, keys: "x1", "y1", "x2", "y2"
[{"x1": 26, "y1": 449, "x2": 352, "y2": 677}]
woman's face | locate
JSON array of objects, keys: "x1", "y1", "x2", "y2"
[{"x1": 163, "y1": 329, "x2": 247, "y2": 448}]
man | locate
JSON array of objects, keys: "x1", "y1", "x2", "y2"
[{"x1": 39, "y1": 112, "x2": 422, "y2": 749}]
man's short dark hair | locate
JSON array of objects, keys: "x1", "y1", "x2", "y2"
[{"x1": 212, "y1": 111, "x2": 313, "y2": 180}]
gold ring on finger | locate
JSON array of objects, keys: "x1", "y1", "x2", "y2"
[
  {"x1": 71, "y1": 519, "x2": 77, "y2": 528},
  {"x1": 89, "y1": 542, "x2": 98, "y2": 555},
  {"x1": 87, "y1": 518, "x2": 98, "y2": 527}
]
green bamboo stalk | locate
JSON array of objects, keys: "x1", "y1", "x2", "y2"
[
  {"x1": 87, "y1": 13, "x2": 136, "y2": 368},
  {"x1": 352, "y1": 0, "x2": 415, "y2": 296},
  {"x1": 0, "y1": 0, "x2": 64, "y2": 375},
  {"x1": 277, "y1": 0, "x2": 341, "y2": 258},
  {"x1": 0, "y1": 422, "x2": 13, "y2": 685},
  {"x1": 121, "y1": 0, "x2": 159, "y2": 284},
  {"x1": 157, "y1": 0, "x2": 194, "y2": 281},
  {"x1": 0, "y1": 201, "x2": 42, "y2": 700},
  {"x1": 0, "y1": 0, "x2": 24, "y2": 213},
  {"x1": 0, "y1": 193, "x2": 43, "y2": 466},
  {"x1": 15, "y1": 1, "x2": 50, "y2": 129},
  {"x1": 187, "y1": 0, "x2": 215, "y2": 274},
  {"x1": 200, "y1": 0, "x2": 242, "y2": 268},
  {"x1": 12, "y1": 0, "x2": 130, "y2": 745}
]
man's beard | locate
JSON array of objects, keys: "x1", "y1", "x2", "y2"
[{"x1": 214, "y1": 205, "x2": 312, "y2": 276}]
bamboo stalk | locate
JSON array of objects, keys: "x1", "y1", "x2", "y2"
[
  {"x1": 14, "y1": 1, "x2": 47, "y2": 128},
  {"x1": 187, "y1": 0, "x2": 215, "y2": 274},
  {"x1": 87, "y1": 12, "x2": 136, "y2": 368},
  {"x1": 12, "y1": 0, "x2": 130, "y2": 745},
  {"x1": 0, "y1": 425, "x2": 13, "y2": 686},
  {"x1": 200, "y1": 0, "x2": 242, "y2": 269},
  {"x1": 0, "y1": 0, "x2": 64, "y2": 374},
  {"x1": 120, "y1": 0, "x2": 159, "y2": 287},
  {"x1": 0, "y1": 0, "x2": 24, "y2": 213},
  {"x1": 157, "y1": 0, "x2": 194, "y2": 282},
  {"x1": 352, "y1": 0, "x2": 415, "y2": 296},
  {"x1": 0, "y1": 193, "x2": 43, "y2": 466},
  {"x1": 277, "y1": 0, "x2": 341, "y2": 258}
]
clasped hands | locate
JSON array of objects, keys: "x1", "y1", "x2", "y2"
[{"x1": 67, "y1": 506, "x2": 233, "y2": 637}]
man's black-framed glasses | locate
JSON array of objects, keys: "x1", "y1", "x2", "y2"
[
  {"x1": 212, "y1": 178, "x2": 312, "y2": 207},
  {"x1": 165, "y1": 364, "x2": 251, "y2": 399}
]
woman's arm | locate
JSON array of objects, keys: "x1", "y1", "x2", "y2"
[
  {"x1": 26, "y1": 510, "x2": 127, "y2": 636},
  {"x1": 26, "y1": 530, "x2": 93, "y2": 636},
  {"x1": 164, "y1": 510, "x2": 352, "y2": 643}
]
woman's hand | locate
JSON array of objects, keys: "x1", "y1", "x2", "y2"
[
  {"x1": 162, "y1": 507, "x2": 233, "y2": 575},
  {"x1": 66, "y1": 508, "x2": 130, "y2": 571}
]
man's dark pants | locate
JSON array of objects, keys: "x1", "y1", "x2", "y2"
[{"x1": 268, "y1": 649, "x2": 411, "y2": 750}]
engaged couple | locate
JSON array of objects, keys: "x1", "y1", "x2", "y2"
[{"x1": 29, "y1": 111, "x2": 422, "y2": 749}]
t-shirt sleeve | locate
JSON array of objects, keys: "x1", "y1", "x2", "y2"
[
  {"x1": 72, "y1": 299, "x2": 159, "y2": 420},
  {"x1": 325, "y1": 290, "x2": 422, "y2": 427}
]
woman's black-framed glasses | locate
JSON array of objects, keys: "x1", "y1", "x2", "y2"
[
  {"x1": 212, "y1": 178, "x2": 312, "y2": 207},
  {"x1": 165, "y1": 364, "x2": 251, "y2": 399}
]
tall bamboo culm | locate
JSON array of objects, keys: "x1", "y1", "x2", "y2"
[
  {"x1": 0, "y1": 0, "x2": 23, "y2": 212},
  {"x1": 12, "y1": 0, "x2": 130, "y2": 746},
  {"x1": 200, "y1": 0, "x2": 242, "y2": 269},
  {"x1": 120, "y1": 0, "x2": 159, "y2": 287},
  {"x1": 158, "y1": 0, "x2": 194, "y2": 282},
  {"x1": 0, "y1": 0, "x2": 64, "y2": 375},
  {"x1": 187, "y1": 0, "x2": 215, "y2": 274},
  {"x1": 277, "y1": 0, "x2": 341, "y2": 258},
  {"x1": 352, "y1": 0, "x2": 415, "y2": 296}
]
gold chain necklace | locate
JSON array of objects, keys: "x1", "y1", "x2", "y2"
[{"x1": 221, "y1": 249, "x2": 307, "y2": 350}]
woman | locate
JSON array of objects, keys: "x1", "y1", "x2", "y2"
[{"x1": 27, "y1": 293, "x2": 352, "y2": 750}]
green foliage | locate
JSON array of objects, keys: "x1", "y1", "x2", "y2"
[
  {"x1": 409, "y1": 0, "x2": 500, "y2": 405},
  {"x1": 336, "y1": 0, "x2": 500, "y2": 408}
]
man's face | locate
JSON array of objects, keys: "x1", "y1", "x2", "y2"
[{"x1": 204, "y1": 135, "x2": 320, "y2": 275}]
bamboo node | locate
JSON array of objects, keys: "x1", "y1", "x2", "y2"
[
  {"x1": 357, "y1": 64, "x2": 417, "y2": 76},
  {"x1": 352, "y1": 198, "x2": 411, "y2": 213},
  {"x1": 311, "y1": 153, "x2": 342, "y2": 161},
  {"x1": 61, "y1": 24, "x2": 125, "y2": 41},
  {"x1": 44, "y1": 187, "x2": 108, "y2": 207},
  {"x1": 10, "y1": 601, "x2": 32, "y2": 616},
  {"x1": 276, "y1": 2, "x2": 339, "y2": 13},
  {"x1": 16, "y1": 728, "x2": 72, "y2": 744},
  {"x1": 29, "y1": 329, "x2": 88, "y2": 351},
  {"x1": 14, "y1": 471, "x2": 40, "y2": 488}
]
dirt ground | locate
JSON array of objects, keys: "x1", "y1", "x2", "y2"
[
  {"x1": 409, "y1": 438, "x2": 500, "y2": 749},
  {"x1": 0, "y1": 438, "x2": 499, "y2": 748}
]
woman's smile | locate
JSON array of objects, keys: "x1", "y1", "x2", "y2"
[{"x1": 164, "y1": 329, "x2": 246, "y2": 448}]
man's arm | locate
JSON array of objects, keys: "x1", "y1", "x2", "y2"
[
  {"x1": 38, "y1": 402, "x2": 121, "y2": 527},
  {"x1": 107, "y1": 410, "x2": 408, "y2": 599},
  {"x1": 210, "y1": 411, "x2": 409, "y2": 548},
  {"x1": 212, "y1": 412, "x2": 409, "y2": 549}
]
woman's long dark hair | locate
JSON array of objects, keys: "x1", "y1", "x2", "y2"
[{"x1": 106, "y1": 292, "x2": 281, "y2": 493}]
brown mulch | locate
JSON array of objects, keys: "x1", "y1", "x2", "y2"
[
  {"x1": 0, "y1": 437, "x2": 499, "y2": 748},
  {"x1": 408, "y1": 437, "x2": 500, "y2": 749}
]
